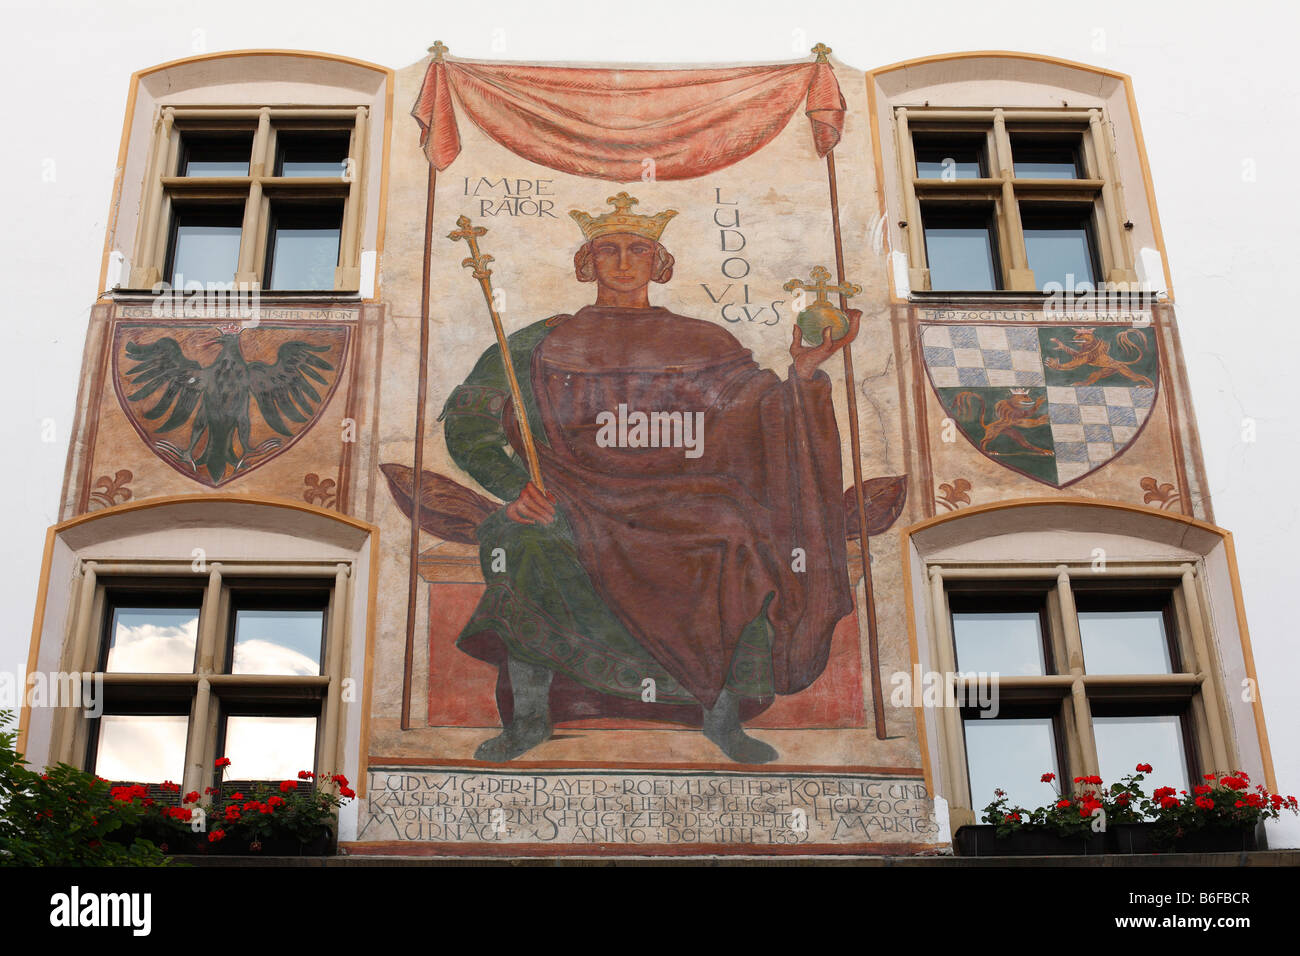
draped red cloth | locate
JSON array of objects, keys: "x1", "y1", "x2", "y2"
[{"x1": 411, "y1": 58, "x2": 845, "y2": 180}]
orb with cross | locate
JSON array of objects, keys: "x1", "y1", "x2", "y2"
[{"x1": 783, "y1": 266, "x2": 862, "y2": 346}]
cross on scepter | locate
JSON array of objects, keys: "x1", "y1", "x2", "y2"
[
  {"x1": 783, "y1": 265, "x2": 862, "y2": 345},
  {"x1": 448, "y1": 215, "x2": 546, "y2": 493}
]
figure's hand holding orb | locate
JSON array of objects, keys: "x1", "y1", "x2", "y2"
[{"x1": 790, "y1": 308, "x2": 861, "y2": 381}]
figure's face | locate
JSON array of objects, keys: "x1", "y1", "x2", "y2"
[{"x1": 590, "y1": 233, "x2": 657, "y2": 293}]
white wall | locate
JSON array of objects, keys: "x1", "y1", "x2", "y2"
[{"x1": 2, "y1": 0, "x2": 1296, "y2": 846}]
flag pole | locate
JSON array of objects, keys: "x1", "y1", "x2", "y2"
[
  {"x1": 814, "y1": 43, "x2": 889, "y2": 740},
  {"x1": 401, "y1": 42, "x2": 448, "y2": 731}
]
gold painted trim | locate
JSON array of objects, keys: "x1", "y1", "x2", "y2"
[
  {"x1": 17, "y1": 494, "x2": 379, "y2": 765},
  {"x1": 897, "y1": 497, "x2": 1276, "y2": 795},
  {"x1": 863, "y1": 50, "x2": 1176, "y2": 302},
  {"x1": 95, "y1": 50, "x2": 395, "y2": 303}
]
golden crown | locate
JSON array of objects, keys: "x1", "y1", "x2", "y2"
[{"x1": 569, "y1": 192, "x2": 678, "y2": 243}]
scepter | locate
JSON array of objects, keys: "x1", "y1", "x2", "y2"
[{"x1": 448, "y1": 215, "x2": 547, "y2": 493}]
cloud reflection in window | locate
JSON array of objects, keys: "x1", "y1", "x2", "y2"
[
  {"x1": 94, "y1": 714, "x2": 188, "y2": 782},
  {"x1": 231, "y1": 609, "x2": 323, "y2": 675},
  {"x1": 106, "y1": 609, "x2": 199, "y2": 673}
]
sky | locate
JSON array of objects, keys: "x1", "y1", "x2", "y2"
[{"x1": 1, "y1": 0, "x2": 1296, "y2": 843}]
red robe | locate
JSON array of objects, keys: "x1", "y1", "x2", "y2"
[{"x1": 504, "y1": 304, "x2": 852, "y2": 710}]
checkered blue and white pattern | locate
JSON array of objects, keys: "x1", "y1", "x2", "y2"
[
  {"x1": 922, "y1": 324, "x2": 1046, "y2": 389},
  {"x1": 922, "y1": 324, "x2": 1159, "y2": 485},
  {"x1": 1047, "y1": 385, "x2": 1156, "y2": 482}
]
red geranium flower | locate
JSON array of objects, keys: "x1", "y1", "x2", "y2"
[
  {"x1": 339, "y1": 785, "x2": 356, "y2": 799},
  {"x1": 209, "y1": 829, "x2": 226, "y2": 843},
  {"x1": 1056, "y1": 799, "x2": 1071, "y2": 809},
  {"x1": 160, "y1": 780, "x2": 180, "y2": 792},
  {"x1": 1194, "y1": 784, "x2": 1212, "y2": 795},
  {"x1": 215, "y1": 757, "x2": 231, "y2": 769},
  {"x1": 267, "y1": 795, "x2": 286, "y2": 808},
  {"x1": 1041, "y1": 772, "x2": 1055, "y2": 783},
  {"x1": 280, "y1": 780, "x2": 297, "y2": 793},
  {"x1": 183, "y1": 791, "x2": 200, "y2": 804},
  {"x1": 1135, "y1": 763, "x2": 1153, "y2": 773},
  {"x1": 1204, "y1": 774, "x2": 1216, "y2": 780},
  {"x1": 230, "y1": 792, "x2": 244, "y2": 801},
  {"x1": 1160, "y1": 796, "x2": 1180, "y2": 809},
  {"x1": 1194, "y1": 795, "x2": 1215, "y2": 810},
  {"x1": 298, "y1": 770, "x2": 315, "y2": 780}
]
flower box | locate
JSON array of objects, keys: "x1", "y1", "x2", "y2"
[
  {"x1": 955, "y1": 820, "x2": 1269, "y2": 856},
  {"x1": 181, "y1": 832, "x2": 337, "y2": 857},
  {"x1": 1108, "y1": 820, "x2": 1267, "y2": 854},
  {"x1": 955, "y1": 824, "x2": 1108, "y2": 856}
]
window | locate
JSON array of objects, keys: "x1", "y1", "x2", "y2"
[
  {"x1": 130, "y1": 106, "x2": 369, "y2": 293},
  {"x1": 82, "y1": 571, "x2": 343, "y2": 793},
  {"x1": 895, "y1": 108, "x2": 1138, "y2": 292},
  {"x1": 932, "y1": 566, "x2": 1225, "y2": 819}
]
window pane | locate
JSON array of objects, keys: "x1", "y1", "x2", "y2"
[
  {"x1": 180, "y1": 133, "x2": 252, "y2": 177},
  {"x1": 1011, "y1": 138, "x2": 1082, "y2": 179},
  {"x1": 106, "y1": 606, "x2": 199, "y2": 673},
  {"x1": 952, "y1": 612, "x2": 1045, "y2": 676},
  {"x1": 1021, "y1": 206, "x2": 1097, "y2": 290},
  {"x1": 275, "y1": 132, "x2": 350, "y2": 178},
  {"x1": 266, "y1": 204, "x2": 342, "y2": 290},
  {"x1": 95, "y1": 715, "x2": 188, "y2": 782},
  {"x1": 1094, "y1": 715, "x2": 1189, "y2": 795},
  {"x1": 964, "y1": 717, "x2": 1059, "y2": 810},
  {"x1": 916, "y1": 146, "x2": 983, "y2": 180},
  {"x1": 1079, "y1": 610, "x2": 1173, "y2": 674},
  {"x1": 223, "y1": 716, "x2": 317, "y2": 779},
  {"x1": 923, "y1": 213, "x2": 999, "y2": 291},
  {"x1": 232, "y1": 609, "x2": 324, "y2": 675},
  {"x1": 169, "y1": 206, "x2": 243, "y2": 287}
]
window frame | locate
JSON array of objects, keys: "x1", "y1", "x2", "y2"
[
  {"x1": 128, "y1": 105, "x2": 370, "y2": 294},
  {"x1": 895, "y1": 107, "x2": 1139, "y2": 294},
  {"x1": 925, "y1": 560, "x2": 1235, "y2": 826},
  {"x1": 70, "y1": 561, "x2": 350, "y2": 796}
]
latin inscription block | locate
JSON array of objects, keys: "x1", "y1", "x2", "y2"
[{"x1": 361, "y1": 769, "x2": 943, "y2": 848}]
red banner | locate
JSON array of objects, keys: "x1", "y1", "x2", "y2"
[{"x1": 411, "y1": 58, "x2": 845, "y2": 181}]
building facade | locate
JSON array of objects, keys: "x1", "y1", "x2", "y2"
[{"x1": 18, "y1": 46, "x2": 1278, "y2": 858}]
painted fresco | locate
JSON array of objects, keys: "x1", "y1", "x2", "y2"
[
  {"x1": 376, "y1": 45, "x2": 913, "y2": 778},
  {"x1": 923, "y1": 324, "x2": 1159, "y2": 487},
  {"x1": 112, "y1": 323, "x2": 348, "y2": 487},
  {"x1": 52, "y1": 46, "x2": 1221, "y2": 856}
]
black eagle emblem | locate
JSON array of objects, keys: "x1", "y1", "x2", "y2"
[{"x1": 122, "y1": 326, "x2": 335, "y2": 483}]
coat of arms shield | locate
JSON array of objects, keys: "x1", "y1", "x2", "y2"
[
  {"x1": 112, "y1": 322, "x2": 349, "y2": 488},
  {"x1": 922, "y1": 323, "x2": 1159, "y2": 487}
]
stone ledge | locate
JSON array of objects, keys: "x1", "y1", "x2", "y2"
[{"x1": 172, "y1": 849, "x2": 1300, "y2": 867}]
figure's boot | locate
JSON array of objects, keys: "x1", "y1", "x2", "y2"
[
  {"x1": 702, "y1": 687, "x2": 778, "y2": 764},
  {"x1": 474, "y1": 656, "x2": 555, "y2": 762}
]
